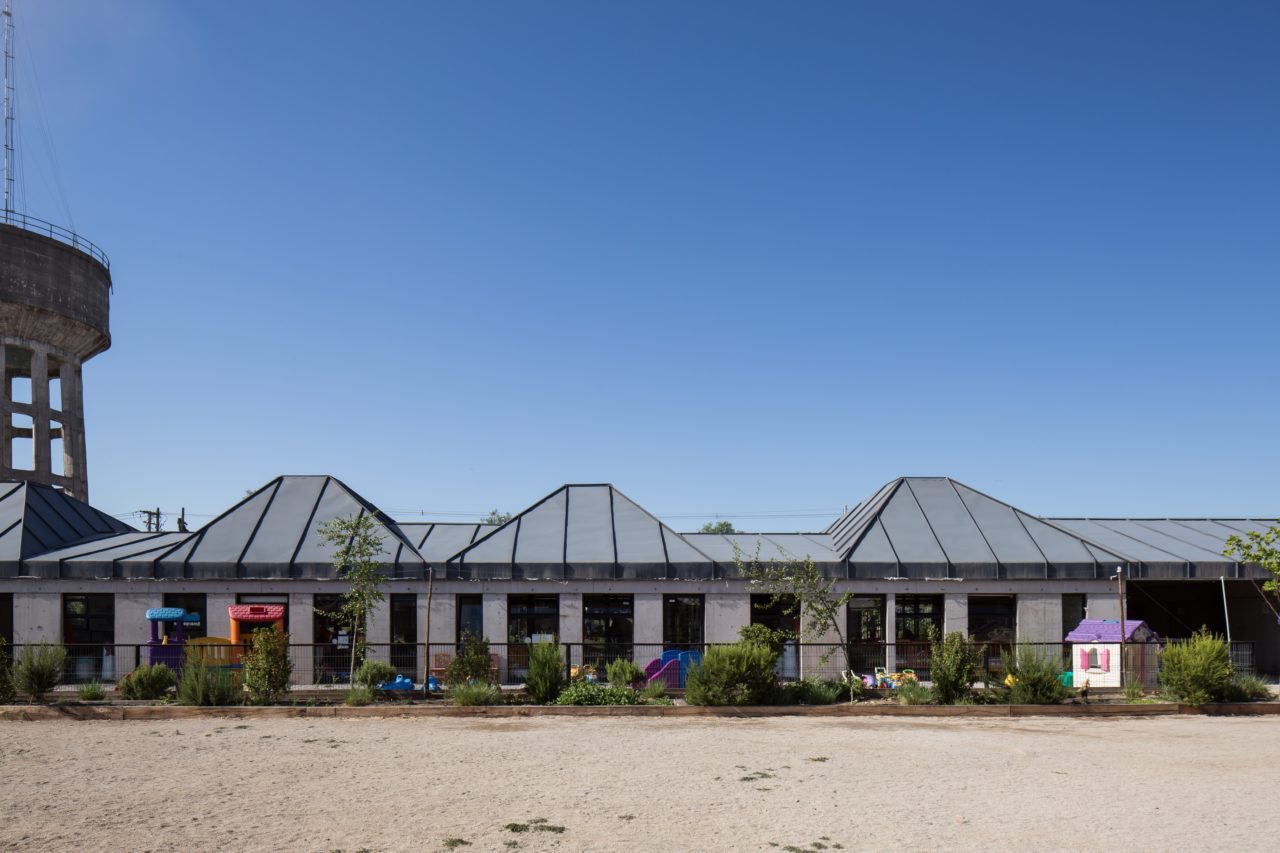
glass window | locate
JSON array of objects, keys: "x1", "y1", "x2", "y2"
[
  {"x1": 583, "y1": 595, "x2": 633, "y2": 666},
  {"x1": 750, "y1": 594, "x2": 800, "y2": 637},
  {"x1": 389, "y1": 594, "x2": 417, "y2": 675},
  {"x1": 456, "y1": 594, "x2": 483, "y2": 642},
  {"x1": 313, "y1": 593, "x2": 347, "y2": 646},
  {"x1": 968, "y1": 596, "x2": 1016, "y2": 644},
  {"x1": 63, "y1": 593, "x2": 114, "y2": 645},
  {"x1": 507, "y1": 594, "x2": 559, "y2": 643},
  {"x1": 162, "y1": 593, "x2": 207, "y2": 639},
  {"x1": 847, "y1": 596, "x2": 885, "y2": 642},
  {"x1": 895, "y1": 595, "x2": 942, "y2": 642},
  {"x1": 663, "y1": 595, "x2": 704, "y2": 646}
]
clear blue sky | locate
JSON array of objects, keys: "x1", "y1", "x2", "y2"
[{"x1": 15, "y1": 1, "x2": 1280, "y2": 528}]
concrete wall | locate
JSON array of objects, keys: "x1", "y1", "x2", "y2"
[
  {"x1": 943, "y1": 594, "x2": 968, "y2": 636},
  {"x1": 634, "y1": 593, "x2": 663, "y2": 644},
  {"x1": 1016, "y1": 594, "x2": 1064, "y2": 643},
  {"x1": 1087, "y1": 593, "x2": 1122, "y2": 621},
  {"x1": 427, "y1": 592, "x2": 455, "y2": 644},
  {"x1": 705, "y1": 593, "x2": 750, "y2": 643}
]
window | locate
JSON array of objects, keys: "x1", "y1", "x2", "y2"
[
  {"x1": 237, "y1": 593, "x2": 288, "y2": 632},
  {"x1": 63, "y1": 593, "x2": 114, "y2": 645},
  {"x1": 583, "y1": 595, "x2": 633, "y2": 665},
  {"x1": 390, "y1": 594, "x2": 417, "y2": 674},
  {"x1": 507, "y1": 594, "x2": 558, "y2": 643},
  {"x1": 1087, "y1": 648, "x2": 1100, "y2": 669},
  {"x1": 162, "y1": 593, "x2": 207, "y2": 639},
  {"x1": 0, "y1": 592, "x2": 12, "y2": 646},
  {"x1": 1062, "y1": 594, "x2": 1086, "y2": 635},
  {"x1": 751, "y1": 594, "x2": 800, "y2": 636},
  {"x1": 847, "y1": 596, "x2": 885, "y2": 642},
  {"x1": 968, "y1": 596, "x2": 1016, "y2": 644},
  {"x1": 456, "y1": 594, "x2": 483, "y2": 643},
  {"x1": 663, "y1": 595, "x2": 704, "y2": 646},
  {"x1": 313, "y1": 593, "x2": 347, "y2": 645},
  {"x1": 895, "y1": 595, "x2": 942, "y2": 642}
]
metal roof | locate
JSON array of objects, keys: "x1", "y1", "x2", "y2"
[
  {"x1": 1047, "y1": 518, "x2": 1277, "y2": 579},
  {"x1": 0, "y1": 481, "x2": 130, "y2": 573}
]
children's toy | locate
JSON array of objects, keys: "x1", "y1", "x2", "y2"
[
  {"x1": 144, "y1": 607, "x2": 189, "y2": 669},
  {"x1": 1065, "y1": 619, "x2": 1158, "y2": 688},
  {"x1": 379, "y1": 674, "x2": 416, "y2": 692},
  {"x1": 227, "y1": 604, "x2": 286, "y2": 663},
  {"x1": 873, "y1": 666, "x2": 919, "y2": 689},
  {"x1": 643, "y1": 649, "x2": 703, "y2": 689}
]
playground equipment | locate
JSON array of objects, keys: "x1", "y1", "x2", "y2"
[
  {"x1": 644, "y1": 649, "x2": 703, "y2": 689},
  {"x1": 873, "y1": 667, "x2": 918, "y2": 689},
  {"x1": 227, "y1": 604, "x2": 285, "y2": 645},
  {"x1": 144, "y1": 607, "x2": 190, "y2": 669}
]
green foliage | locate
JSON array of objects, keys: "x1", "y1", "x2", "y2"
[
  {"x1": 77, "y1": 680, "x2": 106, "y2": 701},
  {"x1": 118, "y1": 663, "x2": 175, "y2": 700},
  {"x1": 446, "y1": 632, "x2": 495, "y2": 686},
  {"x1": 482, "y1": 509, "x2": 513, "y2": 525},
  {"x1": 242, "y1": 627, "x2": 292, "y2": 705},
  {"x1": 605, "y1": 657, "x2": 645, "y2": 688},
  {"x1": 448, "y1": 682, "x2": 503, "y2": 706},
  {"x1": 1222, "y1": 674, "x2": 1272, "y2": 702},
  {"x1": 353, "y1": 659, "x2": 397, "y2": 690},
  {"x1": 928, "y1": 629, "x2": 984, "y2": 705},
  {"x1": 699, "y1": 520, "x2": 736, "y2": 534},
  {"x1": 1123, "y1": 680, "x2": 1146, "y2": 703},
  {"x1": 639, "y1": 680, "x2": 668, "y2": 702},
  {"x1": 553, "y1": 681, "x2": 644, "y2": 705},
  {"x1": 895, "y1": 679, "x2": 932, "y2": 705},
  {"x1": 344, "y1": 686, "x2": 376, "y2": 706},
  {"x1": 779, "y1": 677, "x2": 848, "y2": 705},
  {"x1": 0, "y1": 639, "x2": 15, "y2": 704},
  {"x1": 1224, "y1": 523, "x2": 1280, "y2": 594},
  {"x1": 738, "y1": 624, "x2": 791, "y2": 657},
  {"x1": 1159, "y1": 628, "x2": 1234, "y2": 706},
  {"x1": 684, "y1": 641, "x2": 779, "y2": 706},
  {"x1": 14, "y1": 642, "x2": 66, "y2": 703},
  {"x1": 735, "y1": 543, "x2": 857, "y2": 682},
  {"x1": 525, "y1": 640, "x2": 566, "y2": 703},
  {"x1": 996, "y1": 646, "x2": 1072, "y2": 705},
  {"x1": 176, "y1": 648, "x2": 241, "y2": 706},
  {"x1": 317, "y1": 512, "x2": 388, "y2": 684}
]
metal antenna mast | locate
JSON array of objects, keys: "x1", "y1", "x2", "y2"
[{"x1": 2, "y1": 0, "x2": 13, "y2": 221}]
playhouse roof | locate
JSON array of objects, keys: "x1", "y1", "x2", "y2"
[{"x1": 1065, "y1": 619, "x2": 1153, "y2": 643}]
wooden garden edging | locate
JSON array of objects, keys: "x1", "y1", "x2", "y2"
[{"x1": 3, "y1": 701, "x2": 1278, "y2": 721}]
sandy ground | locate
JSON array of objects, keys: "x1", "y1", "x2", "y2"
[{"x1": 1, "y1": 715, "x2": 1277, "y2": 852}]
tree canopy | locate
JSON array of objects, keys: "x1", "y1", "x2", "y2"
[
  {"x1": 1224, "y1": 523, "x2": 1280, "y2": 593},
  {"x1": 699, "y1": 520, "x2": 736, "y2": 534}
]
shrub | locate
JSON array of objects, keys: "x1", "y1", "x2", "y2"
[
  {"x1": 77, "y1": 680, "x2": 106, "y2": 701},
  {"x1": 176, "y1": 649, "x2": 241, "y2": 706},
  {"x1": 605, "y1": 658, "x2": 645, "y2": 689},
  {"x1": 242, "y1": 627, "x2": 292, "y2": 705},
  {"x1": 354, "y1": 659, "x2": 397, "y2": 690},
  {"x1": 445, "y1": 632, "x2": 494, "y2": 687},
  {"x1": 554, "y1": 681, "x2": 644, "y2": 706},
  {"x1": 118, "y1": 663, "x2": 175, "y2": 700},
  {"x1": 14, "y1": 642, "x2": 66, "y2": 703},
  {"x1": 344, "y1": 686, "x2": 375, "y2": 706},
  {"x1": 639, "y1": 680, "x2": 668, "y2": 702},
  {"x1": 1223, "y1": 674, "x2": 1272, "y2": 702},
  {"x1": 997, "y1": 646, "x2": 1071, "y2": 705},
  {"x1": 525, "y1": 640, "x2": 566, "y2": 704},
  {"x1": 793, "y1": 677, "x2": 846, "y2": 705},
  {"x1": 1159, "y1": 628, "x2": 1233, "y2": 706},
  {"x1": 684, "y1": 641, "x2": 778, "y2": 706},
  {"x1": 929, "y1": 630, "x2": 984, "y2": 705},
  {"x1": 738, "y1": 624, "x2": 790, "y2": 656},
  {"x1": 449, "y1": 682, "x2": 503, "y2": 706},
  {"x1": 0, "y1": 639, "x2": 15, "y2": 704},
  {"x1": 896, "y1": 679, "x2": 932, "y2": 705},
  {"x1": 1123, "y1": 680, "x2": 1146, "y2": 704}
]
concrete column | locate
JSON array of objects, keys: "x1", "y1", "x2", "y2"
[
  {"x1": 560, "y1": 593, "x2": 583, "y2": 668},
  {"x1": 633, "y1": 593, "x2": 663, "y2": 646},
  {"x1": 290, "y1": 594, "x2": 316, "y2": 645},
  {"x1": 426, "y1": 592, "x2": 455, "y2": 644},
  {"x1": 483, "y1": 593, "x2": 507, "y2": 674},
  {"x1": 944, "y1": 593, "x2": 969, "y2": 637},
  {"x1": 1087, "y1": 593, "x2": 1121, "y2": 621},
  {"x1": 30, "y1": 348, "x2": 49, "y2": 476},
  {"x1": 800, "y1": 601, "x2": 845, "y2": 680},
  {"x1": 1016, "y1": 593, "x2": 1065, "y2": 643},
  {"x1": 13, "y1": 592, "x2": 60, "y2": 642},
  {"x1": 705, "y1": 593, "x2": 750, "y2": 643},
  {"x1": 884, "y1": 593, "x2": 897, "y2": 671},
  {"x1": 366, "y1": 598, "x2": 390, "y2": 663},
  {"x1": 115, "y1": 589, "x2": 157, "y2": 646},
  {"x1": 205, "y1": 593, "x2": 235, "y2": 640}
]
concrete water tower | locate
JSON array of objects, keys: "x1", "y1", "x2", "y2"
[{"x1": 0, "y1": 2, "x2": 111, "y2": 500}]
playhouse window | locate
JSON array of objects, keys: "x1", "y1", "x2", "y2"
[{"x1": 1088, "y1": 648, "x2": 1099, "y2": 669}]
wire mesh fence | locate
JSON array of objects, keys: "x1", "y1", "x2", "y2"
[{"x1": 1, "y1": 639, "x2": 1257, "y2": 688}]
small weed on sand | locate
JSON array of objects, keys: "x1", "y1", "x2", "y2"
[
  {"x1": 442, "y1": 839, "x2": 471, "y2": 848},
  {"x1": 504, "y1": 818, "x2": 565, "y2": 834},
  {"x1": 618, "y1": 814, "x2": 636, "y2": 821},
  {"x1": 738, "y1": 770, "x2": 776, "y2": 782},
  {"x1": 806, "y1": 756, "x2": 829, "y2": 763}
]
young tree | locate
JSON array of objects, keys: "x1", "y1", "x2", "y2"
[
  {"x1": 482, "y1": 509, "x2": 513, "y2": 525},
  {"x1": 699, "y1": 520, "x2": 736, "y2": 534},
  {"x1": 733, "y1": 543, "x2": 856, "y2": 697},
  {"x1": 1224, "y1": 523, "x2": 1280, "y2": 593},
  {"x1": 317, "y1": 513, "x2": 387, "y2": 684}
]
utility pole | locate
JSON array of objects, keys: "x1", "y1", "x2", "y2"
[
  {"x1": 1115, "y1": 566, "x2": 1126, "y2": 692},
  {"x1": 139, "y1": 507, "x2": 163, "y2": 533},
  {"x1": 177, "y1": 507, "x2": 188, "y2": 533}
]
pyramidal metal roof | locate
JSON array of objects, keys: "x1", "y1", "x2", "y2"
[
  {"x1": 150, "y1": 475, "x2": 427, "y2": 580},
  {"x1": 827, "y1": 477, "x2": 1136, "y2": 579},
  {"x1": 0, "y1": 481, "x2": 131, "y2": 569},
  {"x1": 449, "y1": 484, "x2": 715, "y2": 580}
]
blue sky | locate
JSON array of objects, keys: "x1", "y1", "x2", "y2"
[{"x1": 15, "y1": 1, "x2": 1280, "y2": 528}]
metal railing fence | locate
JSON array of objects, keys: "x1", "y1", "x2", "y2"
[
  {"x1": 1, "y1": 640, "x2": 1257, "y2": 689},
  {"x1": 1, "y1": 210, "x2": 110, "y2": 269}
]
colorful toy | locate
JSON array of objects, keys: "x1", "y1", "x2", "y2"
[
  {"x1": 144, "y1": 607, "x2": 189, "y2": 669},
  {"x1": 873, "y1": 666, "x2": 919, "y2": 689},
  {"x1": 227, "y1": 604, "x2": 286, "y2": 663},
  {"x1": 643, "y1": 649, "x2": 702, "y2": 689}
]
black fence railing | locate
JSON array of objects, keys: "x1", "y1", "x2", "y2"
[
  {"x1": 3, "y1": 640, "x2": 1258, "y2": 689},
  {"x1": 1, "y1": 211, "x2": 110, "y2": 270}
]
